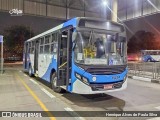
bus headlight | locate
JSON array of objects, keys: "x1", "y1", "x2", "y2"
[
  {"x1": 75, "y1": 72, "x2": 89, "y2": 85},
  {"x1": 75, "y1": 73, "x2": 82, "y2": 80},
  {"x1": 82, "y1": 77, "x2": 89, "y2": 85}
]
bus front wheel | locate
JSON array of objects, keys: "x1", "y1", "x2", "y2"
[
  {"x1": 51, "y1": 73, "x2": 65, "y2": 93},
  {"x1": 28, "y1": 65, "x2": 33, "y2": 77}
]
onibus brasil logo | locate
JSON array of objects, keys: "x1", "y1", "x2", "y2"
[{"x1": 9, "y1": 8, "x2": 23, "y2": 16}]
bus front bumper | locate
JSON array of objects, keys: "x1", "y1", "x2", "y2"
[{"x1": 71, "y1": 78, "x2": 128, "y2": 94}]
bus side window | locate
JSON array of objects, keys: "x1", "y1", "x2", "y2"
[
  {"x1": 52, "y1": 33, "x2": 57, "y2": 42},
  {"x1": 41, "y1": 38, "x2": 44, "y2": 45},
  {"x1": 45, "y1": 35, "x2": 51, "y2": 44},
  {"x1": 44, "y1": 44, "x2": 50, "y2": 53},
  {"x1": 28, "y1": 42, "x2": 31, "y2": 53},
  {"x1": 51, "y1": 33, "x2": 58, "y2": 54},
  {"x1": 39, "y1": 37, "x2": 44, "y2": 54},
  {"x1": 40, "y1": 46, "x2": 44, "y2": 54},
  {"x1": 51, "y1": 43, "x2": 57, "y2": 54},
  {"x1": 31, "y1": 41, "x2": 35, "y2": 54}
]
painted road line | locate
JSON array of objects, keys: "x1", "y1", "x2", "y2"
[
  {"x1": 23, "y1": 74, "x2": 27, "y2": 77},
  {"x1": 155, "y1": 106, "x2": 160, "y2": 110},
  {"x1": 15, "y1": 73, "x2": 56, "y2": 120},
  {"x1": 64, "y1": 107, "x2": 85, "y2": 120},
  {"x1": 64, "y1": 107, "x2": 74, "y2": 111},
  {"x1": 41, "y1": 88, "x2": 55, "y2": 98},
  {"x1": 29, "y1": 78, "x2": 38, "y2": 85}
]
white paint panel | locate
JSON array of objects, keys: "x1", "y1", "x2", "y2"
[
  {"x1": 1, "y1": 0, "x2": 9, "y2": 10},
  {"x1": 127, "y1": 7, "x2": 134, "y2": 19},
  {"x1": 36, "y1": 2, "x2": 46, "y2": 16},
  {"x1": 157, "y1": 0, "x2": 160, "y2": 9},
  {"x1": 38, "y1": 54, "x2": 46, "y2": 77},
  {"x1": 118, "y1": 9, "x2": 126, "y2": 21},
  {"x1": 38, "y1": 54, "x2": 53, "y2": 78},
  {"x1": 24, "y1": 1, "x2": 36, "y2": 14},
  {"x1": 134, "y1": 1, "x2": 142, "y2": 17},
  {"x1": 143, "y1": 1, "x2": 152, "y2": 15},
  {"x1": 8, "y1": 0, "x2": 14, "y2": 10},
  {"x1": 69, "y1": 8, "x2": 84, "y2": 18},
  {"x1": 85, "y1": 11, "x2": 100, "y2": 18},
  {"x1": 0, "y1": 0, "x2": 23, "y2": 11},
  {"x1": 47, "y1": 5, "x2": 66, "y2": 19}
]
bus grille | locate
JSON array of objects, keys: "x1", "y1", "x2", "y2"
[
  {"x1": 86, "y1": 66, "x2": 126, "y2": 75},
  {"x1": 91, "y1": 81, "x2": 123, "y2": 91}
]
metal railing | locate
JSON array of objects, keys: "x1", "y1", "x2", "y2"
[{"x1": 128, "y1": 62, "x2": 160, "y2": 80}]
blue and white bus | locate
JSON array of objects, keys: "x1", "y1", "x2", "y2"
[
  {"x1": 141, "y1": 50, "x2": 160, "y2": 62},
  {"x1": 23, "y1": 17, "x2": 128, "y2": 94}
]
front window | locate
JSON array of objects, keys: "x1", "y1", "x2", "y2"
[{"x1": 74, "y1": 31, "x2": 127, "y2": 65}]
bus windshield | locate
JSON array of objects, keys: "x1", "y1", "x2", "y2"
[{"x1": 74, "y1": 31, "x2": 127, "y2": 65}]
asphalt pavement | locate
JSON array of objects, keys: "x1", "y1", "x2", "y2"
[{"x1": 0, "y1": 62, "x2": 160, "y2": 120}]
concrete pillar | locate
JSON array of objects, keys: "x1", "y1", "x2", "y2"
[{"x1": 112, "y1": 0, "x2": 118, "y2": 22}]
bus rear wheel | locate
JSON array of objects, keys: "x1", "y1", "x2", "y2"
[
  {"x1": 147, "y1": 59, "x2": 151, "y2": 62},
  {"x1": 51, "y1": 73, "x2": 65, "y2": 93}
]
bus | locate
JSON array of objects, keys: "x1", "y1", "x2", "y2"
[
  {"x1": 23, "y1": 17, "x2": 128, "y2": 94},
  {"x1": 141, "y1": 50, "x2": 160, "y2": 62}
]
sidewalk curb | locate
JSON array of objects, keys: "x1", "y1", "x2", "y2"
[{"x1": 128, "y1": 75, "x2": 160, "y2": 84}]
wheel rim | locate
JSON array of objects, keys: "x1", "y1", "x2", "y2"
[
  {"x1": 29, "y1": 67, "x2": 31, "y2": 75},
  {"x1": 52, "y1": 74, "x2": 58, "y2": 88}
]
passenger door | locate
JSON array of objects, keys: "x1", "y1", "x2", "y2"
[
  {"x1": 57, "y1": 28, "x2": 72, "y2": 87},
  {"x1": 34, "y1": 39, "x2": 39, "y2": 73}
]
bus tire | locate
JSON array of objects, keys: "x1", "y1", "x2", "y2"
[
  {"x1": 51, "y1": 73, "x2": 65, "y2": 93},
  {"x1": 28, "y1": 65, "x2": 33, "y2": 77},
  {"x1": 147, "y1": 59, "x2": 151, "y2": 62}
]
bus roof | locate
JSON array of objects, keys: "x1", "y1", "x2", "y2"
[
  {"x1": 26, "y1": 17, "x2": 77, "y2": 42},
  {"x1": 26, "y1": 17, "x2": 124, "y2": 42}
]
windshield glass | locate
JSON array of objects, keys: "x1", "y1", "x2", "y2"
[{"x1": 74, "y1": 31, "x2": 127, "y2": 65}]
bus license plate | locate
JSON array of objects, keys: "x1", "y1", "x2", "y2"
[{"x1": 104, "y1": 84, "x2": 113, "y2": 89}]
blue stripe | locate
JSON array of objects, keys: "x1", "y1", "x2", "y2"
[{"x1": 63, "y1": 18, "x2": 77, "y2": 28}]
